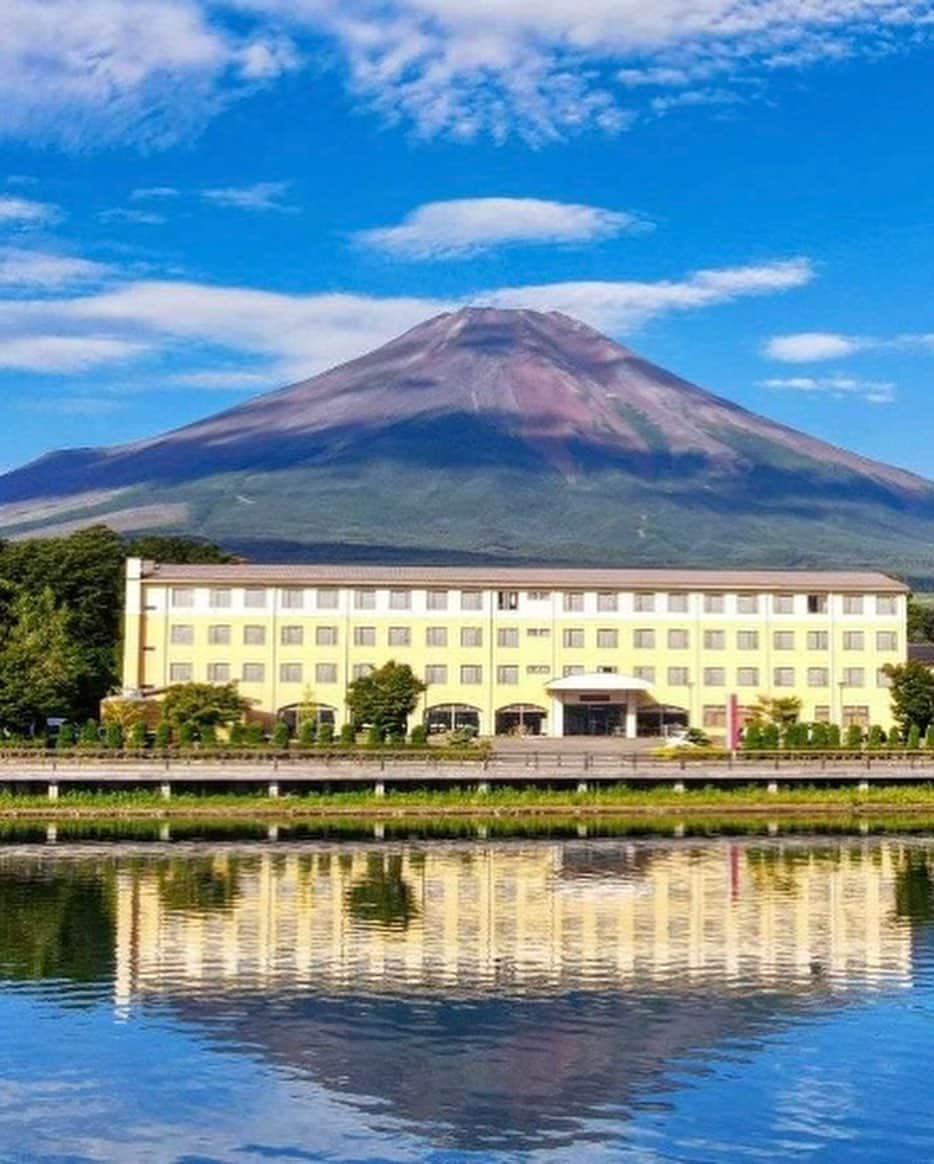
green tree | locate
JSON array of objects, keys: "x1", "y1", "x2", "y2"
[
  {"x1": 742, "y1": 722, "x2": 763, "y2": 751},
  {"x1": 154, "y1": 721, "x2": 172, "y2": 749},
  {"x1": 339, "y1": 722, "x2": 356, "y2": 746},
  {"x1": 827, "y1": 724, "x2": 841, "y2": 749},
  {"x1": 271, "y1": 721, "x2": 290, "y2": 750},
  {"x1": 125, "y1": 535, "x2": 236, "y2": 565},
  {"x1": 908, "y1": 599, "x2": 934, "y2": 644},
  {"x1": 845, "y1": 724, "x2": 864, "y2": 749},
  {"x1": 346, "y1": 660, "x2": 426, "y2": 738},
  {"x1": 297, "y1": 718, "x2": 316, "y2": 747},
  {"x1": 761, "y1": 723, "x2": 780, "y2": 750},
  {"x1": 79, "y1": 719, "x2": 100, "y2": 747},
  {"x1": 104, "y1": 722, "x2": 123, "y2": 750},
  {"x1": 317, "y1": 721, "x2": 334, "y2": 746},
  {"x1": 0, "y1": 589, "x2": 83, "y2": 735},
  {"x1": 56, "y1": 723, "x2": 75, "y2": 750},
  {"x1": 926, "y1": 724, "x2": 934, "y2": 749},
  {"x1": 128, "y1": 720, "x2": 147, "y2": 749},
  {"x1": 867, "y1": 724, "x2": 886, "y2": 750},
  {"x1": 750, "y1": 695, "x2": 802, "y2": 726},
  {"x1": 160, "y1": 682, "x2": 248, "y2": 732},
  {"x1": 882, "y1": 661, "x2": 934, "y2": 735},
  {"x1": 908, "y1": 723, "x2": 921, "y2": 749}
]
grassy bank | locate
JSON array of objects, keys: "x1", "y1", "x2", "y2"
[{"x1": 4, "y1": 782, "x2": 934, "y2": 820}]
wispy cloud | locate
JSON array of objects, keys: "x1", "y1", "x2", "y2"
[
  {"x1": 0, "y1": 335, "x2": 147, "y2": 372},
  {"x1": 357, "y1": 197, "x2": 650, "y2": 259},
  {"x1": 97, "y1": 208, "x2": 167, "y2": 226},
  {"x1": 0, "y1": 196, "x2": 61, "y2": 226},
  {"x1": 200, "y1": 181, "x2": 296, "y2": 212},
  {"x1": 0, "y1": 248, "x2": 111, "y2": 289},
  {"x1": 760, "y1": 375, "x2": 895, "y2": 405},
  {"x1": 131, "y1": 187, "x2": 180, "y2": 201},
  {"x1": 764, "y1": 330, "x2": 934, "y2": 362}
]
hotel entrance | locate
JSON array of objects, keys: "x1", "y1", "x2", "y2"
[{"x1": 563, "y1": 702, "x2": 626, "y2": 737}]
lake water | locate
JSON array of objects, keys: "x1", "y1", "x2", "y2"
[{"x1": 3, "y1": 826, "x2": 934, "y2": 1162}]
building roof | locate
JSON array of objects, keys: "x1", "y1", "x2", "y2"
[
  {"x1": 546, "y1": 672, "x2": 653, "y2": 692},
  {"x1": 136, "y1": 560, "x2": 909, "y2": 593}
]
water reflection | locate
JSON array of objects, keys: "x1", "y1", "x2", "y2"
[{"x1": 1, "y1": 837, "x2": 932, "y2": 1159}]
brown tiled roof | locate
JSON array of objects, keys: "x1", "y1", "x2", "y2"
[{"x1": 138, "y1": 561, "x2": 909, "y2": 593}]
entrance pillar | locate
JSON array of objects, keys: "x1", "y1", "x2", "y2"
[
  {"x1": 551, "y1": 697, "x2": 564, "y2": 738},
  {"x1": 625, "y1": 701, "x2": 637, "y2": 740}
]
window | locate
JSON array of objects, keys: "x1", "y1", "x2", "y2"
[
  {"x1": 737, "y1": 631, "x2": 759, "y2": 650},
  {"x1": 171, "y1": 587, "x2": 194, "y2": 608},
  {"x1": 703, "y1": 705, "x2": 727, "y2": 728},
  {"x1": 352, "y1": 664, "x2": 373, "y2": 680},
  {"x1": 461, "y1": 626, "x2": 483, "y2": 648},
  {"x1": 497, "y1": 665, "x2": 519, "y2": 685},
  {"x1": 704, "y1": 630, "x2": 725, "y2": 650},
  {"x1": 170, "y1": 624, "x2": 194, "y2": 645},
  {"x1": 703, "y1": 593, "x2": 725, "y2": 614},
  {"x1": 597, "y1": 592, "x2": 618, "y2": 612},
  {"x1": 668, "y1": 628, "x2": 689, "y2": 649},
  {"x1": 279, "y1": 663, "x2": 303, "y2": 683},
  {"x1": 842, "y1": 667, "x2": 865, "y2": 687},
  {"x1": 281, "y1": 587, "x2": 304, "y2": 610},
  {"x1": 877, "y1": 631, "x2": 898, "y2": 651},
  {"x1": 207, "y1": 663, "x2": 230, "y2": 683},
  {"x1": 597, "y1": 665, "x2": 618, "y2": 674},
  {"x1": 460, "y1": 665, "x2": 483, "y2": 684},
  {"x1": 426, "y1": 590, "x2": 448, "y2": 611},
  {"x1": 244, "y1": 625, "x2": 266, "y2": 646},
  {"x1": 877, "y1": 668, "x2": 893, "y2": 689},
  {"x1": 526, "y1": 664, "x2": 551, "y2": 675},
  {"x1": 354, "y1": 626, "x2": 376, "y2": 647},
  {"x1": 703, "y1": 667, "x2": 726, "y2": 686},
  {"x1": 354, "y1": 589, "x2": 376, "y2": 610},
  {"x1": 667, "y1": 593, "x2": 689, "y2": 612},
  {"x1": 876, "y1": 595, "x2": 898, "y2": 615},
  {"x1": 843, "y1": 705, "x2": 870, "y2": 728},
  {"x1": 563, "y1": 665, "x2": 585, "y2": 677},
  {"x1": 814, "y1": 705, "x2": 831, "y2": 724},
  {"x1": 425, "y1": 627, "x2": 448, "y2": 647},
  {"x1": 843, "y1": 631, "x2": 865, "y2": 651},
  {"x1": 208, "y1": 625, "x2": 230, "y2": 645},
  {"x1": 563, "y1": 592, "x2": 584, "y2": 612},
  {"x1": 563, "y1": 628, "x2": 584, "y2": 648},
  {"x1": 633, "y1": 666, "x2": 656, "y2": 683},
  {"x1": 425, "y1": 664, "x2": 448, "y2": 684},
  {"x1": 736, "y1": 594, "x2": 759, "y2": 614},
  {"x1": 389, "y1": 589, "x2": 411, "y2": 610},
  {"x1": 668, "y1": 667, "x2": 690, "y2": 686},
  {"x1": 807, "y1": 667, "x2": 829, "y2": 687},
  {"x1": 634, "y1": 628, "x2": 656, "y2": 649},
  {"x1": 209, "y1": 587, "x2": 231, "y2": 608},
  {"x1": 169, "y1": 662, "x2": 192, "y2": 682},
  {"x1": 773, "y1": 631, "x2": 795, "y2": 651},
  {"x1": 281, "y1": 626, "x2": 303, "y2": 646},
  {"x1": 461, "y1": 590, "x2": 483, "y2": 611},
  {"x1": 242, "y1": 663, "x2": 265, "y2": 683},
  {"x1": 389, "y1": 627, "x2": 412, "y2": 647},
  {"x1": 527, "y1": 627, "x2": 550, "y2": 638},
  {"x1": 316, "y1": 626, "x2": 338, "y2": 646},
  {"x1": 737, "y1": 667, "x2": 759, "y2": 686},
  {"x1": 497, "y1": 627, "x2": 519, "y2": 648},
  {"x1": 633, "y1": 592, "x2": 655, "y2": 612},
  {"x1": 316, "y1": 588, "x2": 339, "y2": 610},
  {"x1": 597, "y1": 628, "x2": 618, "y2": 649},
  {"x1": 315, "y1": 663, "x2": 338, "y2": 684},
  {"x1": 527, "y1": 590, "x2": 551, "y2": 601},
  {"x1": 497, "y1": 590, "x2": 519, "y2": 611},
  {"x1": 807, "y1": 630, "x2": 829, "y2": 650},
  {"x1": 843, "y1": 595, "x2": 864, "y2": 615},
  {"x1": 807, "y1": 594, "x2": 828, "y2": 614},
  {"x1": 773, "y1": 594, "x2": 794, "y2": 614},
  {"x1": 244, "y1": 587, "x2": 267, "y2": 609},
  {"x1": 773, "y1": 667, "x2": 795, "y2": 687}
]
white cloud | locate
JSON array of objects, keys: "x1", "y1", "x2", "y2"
[
  {"x1": 0, "y1": 196, "x2": 61, "y2": 226},
  {"x1": 763, "y1": 332, "x2": 867, "y2": 362},
  {"x1": 357, "y1": 197, "x2": 650, "y2": 259},
  {"x1": 0, "y1": 255, "x2": 814, "y2": 381},
  {"x1": 200, "y1": 181, "x2": 296, "y2": 212},
  {"x1": 165, "y1": 368, "x2": 279, "y2": 390},
  {"x1": 97, "y1": 208, "x2": 167, "y2": 226},
  {"x1": 760, "y1": 375, "x2": 895, "y2": 404},
  {"x1": 131, "y1": 187, "x2": 180, "y2": 200},
  {"x1": 0, "y1": 248, "x2": 111, "y2": 289},
  {"x1": 0, "y1": 335, "x2": 146, "y2": 372}
]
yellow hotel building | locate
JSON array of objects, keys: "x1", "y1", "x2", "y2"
[{"x1": 122, "y1": 560, "x2": 908, "y2": 739}]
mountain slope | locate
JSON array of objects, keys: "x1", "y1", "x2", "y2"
[{"x1": 2, "y1": 307, "x2": 934, "y2": 578}]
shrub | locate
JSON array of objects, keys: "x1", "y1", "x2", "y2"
[
  {"x1": 761, "y1": 723, "x2": 780, "y2": 750},
  {"x1": 317, "y1": 721, "x2": 334, "y2": 746},
  {"x1": 56, "y1": 723, "x2": 75, "y2": 750},
  {"x1": 79, "y1": 719, "x2": 100, "y2": 747},
  {"x1": 449, "y1": 725, "x2": 478, "y2": 747},
  {"x1": 297, "y1": 718, "x2": 316, "y2": 747},
  {"x1": 154, "y1": 721, "x2": 172, "y2": 749},
  {"x1": 826, "y1": 724, "x2": 841, "y2": 749},
  {"x1": 200, "y1": 723, "x2": 218, "y2": 748},
  {"x1": 386, "y1": 731, "x2": 404, "y2": 747},
  {"x1": 366, "y1": 724, "x2": 384, "y2": 748},
  {"x1": 104, "y1": 722, "x2": 124, "y2": 750},
  {"x1": 409, "y1": 723, "x2": 428, "y2": 747},
  {"x1": 178, "y1": 722, "x2": 196, "y2": 747},
  {"x1": 867, "y1": 724, "x2": 885, "y2": 750},
  {"x1": 888, "y1": 726, "x2": 903, "y2": 749},
  {"x1": 742, "y1": 722, "x2": 763, "y2": 751},
  {"x1": 339, "y1": 722, "x2": 356, "y2": 746},
  {"x1": 271, "y1": 721, "x2": 290, "y2": 750},
  {"x1": 809, "y1": 722, "x2": 828, "y2": 750},
  {"x1": 244, "y1": 723, "x2": 265, "y2": 747},
  {"x1": 228, "y1": 722, "x2": 246, "y2": 747},
  {"x1": 927, "y1": 724, "x2": 934, "y2": 749},
  {"x1": 908, "y1": 723, "x2": 921, "y2": 749},
  {"x1": 845, "y1": 724, "x2": 863, "y2": 749},
  {"x1": 128, "y1": 720, "x2": 147, "y2": 749}
]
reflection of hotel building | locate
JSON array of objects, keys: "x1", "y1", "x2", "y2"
[
  {"x1": 113, "y1": 843, "x2": 912, "y2": 1006},
  {"x1": 122, "y1": 561, "x2": 906, "y2": 738}
]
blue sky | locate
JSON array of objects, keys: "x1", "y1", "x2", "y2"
[{"x1": 2, "y1": 1, "x2": 934, "y2": 475}]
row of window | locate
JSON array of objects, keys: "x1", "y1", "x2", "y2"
[
  {"x1": 167, "y1": 586, "x2": 901, "y2": 616},
  {"x1": 168, "y1": 661, "x2": 892, "y2": 688},
  {"x1": 167, "y1": 623, "x2": 901, "y2": 652},
  {"x1": 702, "y1": 705, "x2": 874, "y2": 729}
]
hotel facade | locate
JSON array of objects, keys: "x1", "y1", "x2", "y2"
[{"x1": 122, "y1": 560, "x2": 908, "y2": 739}]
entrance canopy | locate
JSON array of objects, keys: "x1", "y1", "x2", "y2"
[{"x1": 546, "y1": 673, "x2": 652, "y2": 694}]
